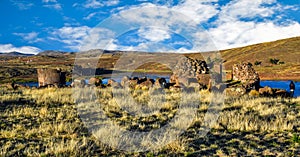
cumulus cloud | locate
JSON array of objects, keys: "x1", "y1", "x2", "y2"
[
  {"x1": 0, "y1": 44, "x2": 41, "y2": 54},
  {"x1": 208, "y1": 0, "x2": 300, "y2": 50},
  {"x1": 49, "y1": 26, "x2": 116, "y2": 51},
  {"x1": 50, "y1": 26, "x2": 90, "y2": 49},
  {"x1": 138, "y1": 27, "x2": 171, "y2": 42},
  {"x1": 172, "y1": 0, "x2": 219, "y2": 24},
  {"x1": 50, "y1": 0, "x2": 300, "y2": 53},
  {"x1": 13, "y1": 32, "x2": 43, "y2": 43},
  {"x1": 109, "y1": 0, "x2": 300, "y2": 52},
  {"x1": 84, "y1": 0, "x2": 120, "y2": 8}
]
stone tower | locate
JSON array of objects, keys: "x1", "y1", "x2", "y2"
[{"x1": 37, "y1": 68, "x2": 66, "y2": 87}]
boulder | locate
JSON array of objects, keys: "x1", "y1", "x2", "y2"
[
  {"x1": 259, "y1": 86, "x2": 273, "y2": 96},
  {"x1": 154, "y1": 77, "x2": 167, "y2": 88},
  {"x1": 107, "y1": 79, "x2": 116, "y2": 87},
  {"x1": 121, "y1": 76, "x2": 130, "y2": 87},
  {"x1": 88, "y1": 77, "x2": 102, "y2": 86},
  {"x1": 72, "y1": 79, "x2": 86, "y2": 88},
  {"x1": 139, "y1": 79, "x2": 153, "y2": 88}
]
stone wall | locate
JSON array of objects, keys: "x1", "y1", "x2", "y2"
[
  {"x1": 37, "y1": 68, "x2": 66, "y2": 87},
  {"x1": 172, "y1": 57, "x2": 209, "y2": 78},
  {"x1": 232, "y1": 63, "x2": 260, "y2": 90},
  {"x1": 170, "y1": 57, "x2": 211, "y2": 88}
]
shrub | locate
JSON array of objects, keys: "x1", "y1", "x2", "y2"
[
  {"x1": 254, "y1": 61, "x2": 262, "y2": 66},
  {"x1": 269, "y1": 58, "x2": 280, "y2": 65}
]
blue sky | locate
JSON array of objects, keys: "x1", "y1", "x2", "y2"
[{"x1": 0, "y1": 0, "x2": 299, "y2": 54}]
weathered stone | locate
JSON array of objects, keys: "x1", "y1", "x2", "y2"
[
  {"x1": 232, "y1": 63, "x2": 260, "y2": 90},
  {"x1": 170, "y1": 57, "x2": 212, "y2": 88},
  {"x1": 139, "y1": 79, "x2": 153, "y2": 88},
  {"x1": 107, "y1": 79, "x2": 116, "y2": 86},
  {"x1": 88, "y1": 77, "x2": 102, "y2": 86},
  {"x1": 259, "y1": 86, "x2": 273, "y2": 96},
  {"x1": 72, "y1": 79, "x2": 86, "y2": 88},
  {"x1": 37, "y1": 68, "x2": 66, "y2": 87},
  {"x1": 120, "y1": 76, "x2": 130, "y2": 87},
  {"x1": 154, "y1": 77, "x2": 167, "y2": 88}
]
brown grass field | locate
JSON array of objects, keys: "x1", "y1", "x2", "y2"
[{"x1": 0, "y1": 86, "x2": 300, "y2": 156}]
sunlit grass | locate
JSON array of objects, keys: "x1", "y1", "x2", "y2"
[{"x1": 0, "y1": 87, "x2": 299, "y2": 156}]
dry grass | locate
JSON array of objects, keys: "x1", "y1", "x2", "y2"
[{"x1": 0, "y1": 87, "x2": 299, "y2": 156}]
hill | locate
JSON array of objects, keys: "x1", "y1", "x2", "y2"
[
  {"x1": 0, "y1": 36, "x2": 299, "y2": 83},
  {"x1": 187, "y1": 36, "x2": 300, "y2": 80}
]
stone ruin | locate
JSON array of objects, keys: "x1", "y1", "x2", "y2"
[
  {"x1": 170, "y1": 57, "x2": 213, "y2": 88},
  {"x1": 37, "y1": 68, "x2": 66, "y2": 87},
  {"x1": 232, "y1": 63, "x2": 260, "y2": 90}
]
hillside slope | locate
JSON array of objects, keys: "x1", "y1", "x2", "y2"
[{"x1": 188, "y1": 36, "x2": 300, "y2": 80}]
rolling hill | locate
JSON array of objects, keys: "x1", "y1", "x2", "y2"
[{"x1": 0, "y1": 36, "x2": 299, "y2": 83}]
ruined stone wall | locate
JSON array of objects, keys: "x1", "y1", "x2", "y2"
[
  {"x1": 232, "y1": 63, "x2": 260, "y2": 90},
  {"x1": 37, "y1": 68, "x2": 66, "y2": 87},
  {"x1": 172, "y1": 57, "x2": 209, "y2": 78}
]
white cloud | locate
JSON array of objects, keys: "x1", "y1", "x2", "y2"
[
  {"x1": 207, "y1": 0, "x2": 300, "y2": 50},
  {"x1": 42, "y1": 0, "x2": 57, "y2": 2},
  {"x1": 172, "y1": 0, "x2": 219, "y2": 24},
  {"x1": 51, "y1": 26, "x2": 90, "y2": 48},
  {"x1": 42, "y1": 0, "x2": 62, "y2": 10},
  {"x1": 209, "y1": 21, "x2": 300, "y2": 50},
  {"x1": 49, "y1": 0, "x2": 300, "y2": 53},
  {"x1": 13, "y1": 32, "x2": 43, "y2": 43},
  {"x1": 138, "y1": 27, "x2": 171, "y2": 42},
  {"x1": 218, "y1": 0, "x2": 278, "y2": 23},
  {"x1": 83, "y1": 12, "x2": 97, "y2": 20},
  {"x1": 0, "y1": 44, "x2": 41, "y2": 54},
  {"x1": 10, "y1": 0, "x2": 34, "y2": 10},
  {"x1": 49, "y1": 26, "x2": 116, "y2": 51},
  {"x1": 84, "y1": 0, "x2": 120, "y2": 8},
  {"x1": 43, "y1": 3, "x2": 62, "y2": 10}
]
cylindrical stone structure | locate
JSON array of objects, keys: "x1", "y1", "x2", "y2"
[{"x1": 37, "y1": 68, "x2": 66, "y2": 87}]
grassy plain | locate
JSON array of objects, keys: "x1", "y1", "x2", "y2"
[{"x1": 0, "y1": 87, "x2": 299, "y2": 156}]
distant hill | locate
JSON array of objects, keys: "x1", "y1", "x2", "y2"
[
  {"x1": 37, "y1": 50, "x2": 74, "y2": 57},
  {"x1": 0, "y1": 51, "x2": 34, "y2": 57}
]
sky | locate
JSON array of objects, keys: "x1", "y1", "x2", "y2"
[{"x1": 0, "y1": 0, "x2": 300, "y2": 54}]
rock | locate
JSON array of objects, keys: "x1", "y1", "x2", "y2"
[
  {"x1": 154, "y1": 77, "x2": 167, "y2": 88},
  {"x1": 121, "y1": 76, "x2": 130, "y2": 87},
  {"x1": 232, "y1": 63, "x2": 260, "y2": 90},
  {"x1": 71, "y1": 79, "x2": 86, "y2": 88},
  {"x1": 139, "y1": 79, "x2": 153, "y2": 88},
  {"x1": 274, "y1": 89, "x2": 289, "y2": 97},
  {"x1": 259, "y1": 86, "x2": 273, "y2": 96},
  {"x1": 171, "y1": 57, "x2": 212, "y2": 89},
  {"x1": 37, "y1": 68, "x2": 66, "y2": 87},
  {"x1": 88, "y1": 77, "x2": 102, "y2": 86},
  {"x1": 128, "y1": 79, "x2": 138, "y2": 89},
  {"x1": 107, "y1": 79, "x2": 116, "y2": 87}
]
